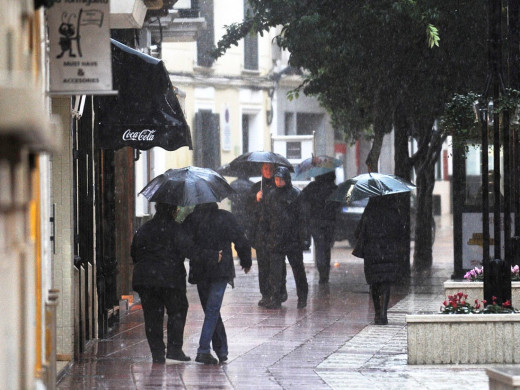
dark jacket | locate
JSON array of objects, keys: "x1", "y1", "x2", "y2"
[
  {"x1": 183, "y1": 203, "x2": 252, "y2": 285},
  {"x1": 265, "y1": 167, "x2": 308, "y2": 254},
  {"x1": 246, "y1": 176, "x2": 275, "y2": 248},
  {"x1": 131, "y1": 213, "x2": 218, "y2": 291},
  {"x1": 354, "y1": 196, "x2": 406, "y2": 284},
  {"x1": 300, "y1": 172, "x2": 338, "y2": 227}
]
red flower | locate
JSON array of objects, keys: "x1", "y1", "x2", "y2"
[
  {"x1": 443, "y1": 301, "x2": 447, "y2": 306},
  {"x1": 504, "y1": 300, "x2": 511, "y2": 307},
  {"x1": 464, "y1": 294, "x2": 468, "y2": 299},
  {"x1": 452, "y1": 302, "x2": 458, "y2": 309},
  {"x1": 474, "y1": 299, "x2": 479, "y2": 304},
  {"x1": 461, "y1": 301, "x2": 466, "y2": 305},
  {"x1": 458, "y1": 292, "x2": 464, "y2": 298},
  {"x1": 482, "y1": 300, "x2": 487, "y2": 305}
]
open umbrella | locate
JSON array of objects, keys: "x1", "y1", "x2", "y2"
[
  {"x1": 293, "y1": 155, "x2": 342, "y2": 180},
  {"x1": 328, "y1": 172, "x2": 415, "y2": 204},
  {"x1": 225, "y1": 151, "x2": 294, "y2": 176},
  {"x1": 139, "y1": 166, "x2": 234, "y2": 207},
  {"x1": 216, "y1": 163, "x2": 260, "y2": 178}
]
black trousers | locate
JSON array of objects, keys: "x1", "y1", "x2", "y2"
[
  {"x1": 269, "y1": 251, "x2": 308, "y2": 302},
  {"x1": 257, "y1": 245, "x2": 286, "y2": 299},
  {"x1": 309, "y1": 222, "x2": 335, "y2": 279},
  {"x1": 137, "y1": 286, "x2": 188, "y2": 360}
]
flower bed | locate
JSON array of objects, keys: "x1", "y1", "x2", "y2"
[
  {"x1": 406, "y1": 292, "x2": 520, "y2": 364},
  {"x1": 407, "y1": 312, "x2": 520, "y2": 364},
  {"x1": 444, "y1": 265, "x2": 520, "y2": 307}
]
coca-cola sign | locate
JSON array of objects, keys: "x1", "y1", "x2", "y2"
[{"x1": 122, "y1": 129, "x2": 156, "y2": 141}]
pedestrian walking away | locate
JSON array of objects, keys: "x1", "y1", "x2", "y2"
[
  {"x1": 352, "y1": 195, "x2": 406, "y2": 325},
  {"x1": 131, "y1": 203, "x2": 219, "y2": 364},
  {"x1": 264, "y1": 166, "x2": 309, "y2": 309},
  {"x1": 301, "y1": 171, "x2": 338, "y2": 283},
  {"x1": 247, "y1": 162, "x2": 288, "y2": 307},
  {"x1": 183, "y1": 202, "x2": 252, "y2": 365}
]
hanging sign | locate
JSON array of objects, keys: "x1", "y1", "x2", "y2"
[{"x1": 47, "y1": 0, "x2": 115, "y2": 95}]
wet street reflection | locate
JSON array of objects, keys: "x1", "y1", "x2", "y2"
[{"x1": 57, "y1": 217, "x2": 494, "y2": 389}]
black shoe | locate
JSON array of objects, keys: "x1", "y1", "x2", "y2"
[
  {"x1": 258, "y1": 297, "x2": 268, "y2": 307},
  {"x1": 166, "y1": 349, "x2": 191, "y2": 362},
  {"x1": 280, "y1": 291, "x2": 288, "y2": 303},
  {"x1": 297, "y1": 298, "x2": 307, "y2": 309},
  {"x1": 218, "y1": 355, "x2": 228, "y2": 364},
  {"x1": 152, "y1": 356, "x2": 165, "y2": 364},
  {"x1": 264, "y1": 299, "x2": 281, "y2": 309},
  {"x1": 195, "y1": 353, "x2": 218, "y2": 365}
]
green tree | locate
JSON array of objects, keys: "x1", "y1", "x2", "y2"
[{"x1": 213, "y1": 0, "x2": 488, "y2": 271}]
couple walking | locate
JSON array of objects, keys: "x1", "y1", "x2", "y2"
[{"x1": 131, "y1": 202, "x2": 251, "y2": 365}]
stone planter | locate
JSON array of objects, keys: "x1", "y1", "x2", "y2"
[
  {"x1": 444, "y1": 280, "x2": 520, "y2": 307},
  {"x1": 407, "y1": 313, "x2": 520, "y2": 364}
]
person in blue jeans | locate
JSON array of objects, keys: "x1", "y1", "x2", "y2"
[{"x1": 183, "y1": 202, "x2": 252, "y2": 364}]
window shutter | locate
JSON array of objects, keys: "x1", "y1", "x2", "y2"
[
  {"x1": 243, "y1": 0, "x2": 258, "y2": 70},
  {"x1": 197, "y1": 0, "x2": 215, "y2": 67}
]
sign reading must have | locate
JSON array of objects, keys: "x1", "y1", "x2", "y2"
[{"x1": 47, "y1": 0, "x2": 114, "y2": 95}]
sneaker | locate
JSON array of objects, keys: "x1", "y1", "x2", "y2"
[
  {"x1": 297, "y1": 299, "x2": 307, "y2": 309},
  {"x1": 218, "y1": 355, "x2": 228, "y2": 364},
  {"x1": 195, "y1": 352, "x2": 218, "y2": 365},
  {"x1": 166, "y1": 349, "x2": 191, "y2": 362}
]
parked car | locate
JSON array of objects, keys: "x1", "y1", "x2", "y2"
[
  {"x1": 334, "y1": 198, "x2": 368, "y2": 245},
  {"x1": 334, "y1": 195, "x2": 435, "y2": 247}
]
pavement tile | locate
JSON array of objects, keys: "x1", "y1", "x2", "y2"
[{"x1": 57, "y1": 221, "x2": 499, "y2": 389}]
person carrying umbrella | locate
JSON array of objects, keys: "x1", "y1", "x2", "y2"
[
  {"x1": 247, "y1": 163, "x2": 288, "y2": 306},
  {"x1": 263, "y1": 166, "x2": 309, "y2": 309},
  {"x1": 353, "y1": 195, "x2": 407, "y2": 325},
  {"x1": 183, "y1": 202, "x2": 252, "y2": 364},
  {"x1": 300, "y1": 171, "x2": 339, "y2": 284},
  {"x1": 131, "y1": 203, "x2": 220, "y2": 364}
]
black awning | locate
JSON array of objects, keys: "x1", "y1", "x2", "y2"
[{"x1": 96, "y1": 39, "x2": 192, "y2": 151}]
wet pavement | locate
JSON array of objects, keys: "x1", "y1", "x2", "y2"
[{"x1": 57, "y1": 215, "x2": 499, "y2": 389}]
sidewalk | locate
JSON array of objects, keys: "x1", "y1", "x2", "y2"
[{"x1": 57, "y1": 215, "x2": 501, "y2": 389}]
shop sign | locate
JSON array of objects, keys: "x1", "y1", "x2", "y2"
[{"x1": 47, "y1": 0, "x2": 115, "y2": 95}]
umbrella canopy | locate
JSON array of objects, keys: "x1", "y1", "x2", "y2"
[
  {"x1": 224, "y1": 151, "x2": 294, "y2": 177},
  {"x1": 328, "y1": 173, "x2": 415, "y2": 203},
  {"x1": 216, "y1": 163, "x2": 260, "y2": 178},
  {"x1": 293, "y1": 155, "x2": 342, "y2": 180},
  {"x1": 139, "y1": 166, "x2": 234, "y2": 207},
  {"x1": 96, "y1": 39, "x2": 192, "y2": 151}
]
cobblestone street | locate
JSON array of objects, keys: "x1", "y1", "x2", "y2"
[{"x1": 57, "y1": 216, "x2": 505, "y2": 389}]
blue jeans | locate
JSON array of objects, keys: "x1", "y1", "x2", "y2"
[{"x1": 197, "y1": 279, "x2": 228, "y2": 357}]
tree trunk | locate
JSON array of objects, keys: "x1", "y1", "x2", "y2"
[
  {"x1": 393, "y1": 107, "x2": 412, "y2": 282},
  {"x1": 412, "y1": 126, "x2": 446, "y2": 271}
]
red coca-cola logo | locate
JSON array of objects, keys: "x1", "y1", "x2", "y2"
[{"x1": 122, "y1": 129, "x2": 156, "y2": 141}]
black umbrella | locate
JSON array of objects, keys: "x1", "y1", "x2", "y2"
[
  {"x1": 139, "y1": 166, "x2": 234, "y2": 207},
  {"x1": 96, "y1": 39, "x2": 192, "y2": 151},
  {"x1": 217, "y1": 163, "x2": 262, "y2": 178},
  {"x1": 328, "y1": 172, "x2": 415, "y2": 203},
  {"x1": 224, "y1": 151, "x2": 294, "y2": 177}
]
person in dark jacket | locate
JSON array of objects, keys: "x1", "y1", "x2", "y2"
[
  {"x1": 263, "y1": 166, "x2": 309, "y2": 309},
  {"x1": 131, "y1": 203, "x2": 219, "y2": 364},
  {"x1": 300, "y1": 171, "x2": 338, "y2": 283},
  {"x1": 247, "y1": 163, "x2": 287, "y2": 307},
  {"x1": 353, "y1": 195, "x2": 406, "y2": 325},
  {"x1": 229, "y1": 175, "x2": 254, "y2": 233},
  {"x1": 183, "y1": 202, "x2": 252, "y2": 365}
]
